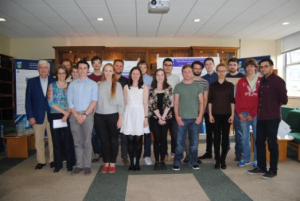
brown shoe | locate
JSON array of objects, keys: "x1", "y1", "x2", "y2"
[{"x1": 122, "y1": 157, "x2": 129, "y2": 165}]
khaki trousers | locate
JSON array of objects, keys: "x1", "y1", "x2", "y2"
[{"x1": 32, "y1": 113, "x2": 53, "y2": 164}]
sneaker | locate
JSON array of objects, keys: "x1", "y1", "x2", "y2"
[
  {"x1": 84, "y1": 167, "x2": 91, "y2": 175},
  {"x1": 247, "y1": 168, "x2": 266, "y2": 174},
  {"x1": 160, "y1": 162, "x2": 167, "y2": 170},
  {"x1": 153, "y1": 162, "x2": 160, "y2": 170},
  {"x1": 172, "y1": 166, "x2": 180, "y2": 171},
  {"x1": 199, "y1": 153, "x2": 212, "y2": 159},
  {"x1": 183, "y1": 158, "x2": 189, "y2": 164},
  {"x1": 237, "y1": 161, "x2": 250, "y2": 167},
  {"x1": 122, "y1": 157, "x2": 130, "y2": 165},
  {"x1": 144, "y1": 157, "x2": 152, "y2": 165},
  {"x1": 92, "y1": 153, "x2": 99, "y2": 163},
  {"x1": 192, "y1": 165, "x2": 200, "y2": 170},
  {"x1": 262, "y1": 171, "x2": 277, "y2": 179},
  {"x1": 101, "y1": 166, "x2": 109, "y2": 173},
  {"x1": 234, "y1": 157, "x2": 242, "y2": 162},
  {"x1": 71, "y1": 167, "x2": 83, "y2": 175},
  {"x1": 109, "y1": 166, "x2": 116, "y2": 174},
  {"x1": 252, "y1": 161, "x2": 257, "y2": 168}
]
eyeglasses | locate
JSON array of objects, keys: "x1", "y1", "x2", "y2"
[
  {"x1": 259, "y1": 65, "x2": 270, "y2": 69},
  {"x1": 58, "y1": 72, "x2": 66, "y2": 75},
  {"x1": 163, "y1": 64, "x2": 172, "y2": 67},
  {"x1": 217, "y1": 70, "x2": 227, "y2": 73}
]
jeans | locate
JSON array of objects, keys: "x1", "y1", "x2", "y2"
[
  {"x1": 239, "y1": 112, "x2": 257, "y2": 163},
  {"x1": 185, "y1": 123, "x2": 202, "y2": 159},
  {"x1": 213, "y1": 114, "x2": 231, "y2": 162},
  {"x1": 166, "y1": 108, "x2": 177, "y2": 155},
  {"x1": 256, "y1": 118, "x2": 280, "y2": 173},
  {"x1": 92, "y1": 128, "x2": 101, "y2": 155},
  {"x1": 174, "y1": 118, "x2": 200, "y2": 167},
  {"x1": 234, "y1": 110, "x2": 243, "y2": 158},
  {"x1": 204, "y1": 113, "x2": 214, "y2": 155}
]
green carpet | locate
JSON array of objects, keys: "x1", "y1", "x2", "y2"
[{"x1": 84, "y1": 164, "x2": 252, "y2": 201}]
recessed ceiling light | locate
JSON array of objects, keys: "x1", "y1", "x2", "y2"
[
  {"x1": 194, "y1": 19, "x2": 201, "y2": 23},
  {"x1": 282, "y1": 22, "x2": 289, "y2": 25},
  {"x1": 97, "y1": 18, "x2": 104, "y2": 22},
  {"x1": 0, "y1": 18, "x2": 6, "y2": 22}
]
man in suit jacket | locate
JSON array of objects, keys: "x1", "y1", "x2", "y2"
[{"x1": 26, "y1": 60, "x2": 55, "y2": 170}]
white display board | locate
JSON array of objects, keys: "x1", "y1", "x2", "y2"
[{"x1": 157, "y1": 57, "x2": 220, "y2": 80}]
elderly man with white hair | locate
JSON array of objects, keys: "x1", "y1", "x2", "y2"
[{"x1": 25, "y1": 60, "x2": 56, "y2": 169}]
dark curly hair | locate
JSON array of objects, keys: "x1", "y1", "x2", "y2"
[
  {"x1": 151, "y1": 69, "x2": 170, "y2": 90},
  {"x1": 128, "y1": 67, "x2": 144, "y2": 89}
]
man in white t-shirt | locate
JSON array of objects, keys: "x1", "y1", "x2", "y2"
[{"x1": 162, "y1": 58, "x2": 180, "y2": 161}]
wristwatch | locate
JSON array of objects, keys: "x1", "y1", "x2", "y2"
[{"x1": 83, "y1": 112, "x2": 87, "y2": 116}]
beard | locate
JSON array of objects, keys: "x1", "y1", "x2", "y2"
[{"x1": 194, "y1": 72, "x2": 201, "y2": 76}]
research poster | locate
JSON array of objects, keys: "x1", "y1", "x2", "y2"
[{"x1": 157, "y1": 57, "x2": 220, "y2": 80}]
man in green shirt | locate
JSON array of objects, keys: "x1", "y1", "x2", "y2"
[{"x1": 173, "y1": 65, "x2": 204, "y2": 171}]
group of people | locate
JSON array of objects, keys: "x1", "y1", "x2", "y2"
[{"x1": 25, "y1": 56, "x2": 287, "y2": 179}]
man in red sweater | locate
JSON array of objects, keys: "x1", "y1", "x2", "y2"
[{"x1": 235, "y1": 59, "x2": 261, "y2": 168}]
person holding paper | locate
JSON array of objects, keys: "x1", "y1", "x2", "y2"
[
  {"x1": 235, "y1": 59, "x2": 261, "y2": 168},
  {"x1": 25, "y1": 60, "x2": 55, "y2": 170},
  {"x1": 208, "y1": 63, "x2": 235, "y2": 169},
  {"x1": 48, "y1": 65, "x2": 74, "y2": 173},
  {"x1": 248, "y1": 59, "x2": 288, "y2": 179},
  {"x1": 67, "y1": 60, "x2": 98, "y2": 175},
  {"x1": 94, "y1": 63, "x2": 124, "y2": 174}
]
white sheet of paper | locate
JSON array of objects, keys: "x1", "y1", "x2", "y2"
[
  {"x1": 278, "y1": 120, "x2": 291, "y2": 139},
  {"x1": 53, "y1": 119, "x2": 68, "y2": 129}
]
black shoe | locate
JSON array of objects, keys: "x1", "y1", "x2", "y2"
[
  {"x1": 183, "y1": 158, "x2": 189, "y2": 164},
  {"x1": 214, "y1": 160, "x2": 220, "y2": 169},
  {"x1": 198, "y1": 159, "x2": 203, "y2": 164},
  {"x1": 192, "y1": 165, "x2": 200, "y2": 170},
  {"x1": 221, "y1": 161, "x2": 227, "y2": 169},
  {"x1": 262, "y1": 171, "x2": 277, "y2": 179},
  {"x1": 234, "y1": 157, "x2": 242, "y2": 162},
  {"x1": 50, "y1": 162, "x2": 54, "y2": 168},
  {"x1": 247, "y1": 168, "x2": 266, "y2": 174},
  {"x1": 160, "y1": 162, "x2": 167, "y2": 170},
  {"x1": 154, "y1": 162, "x2": 160, "y2": 170},
  {"x1": 35, "y1": 163, "x2": 46, "y2": 170},
  {"x1": 172, "y1": 166, "x2": 180, "y2": 171},
  {"x1": 199, "y1": 153, "x2": 212, "y2": 159},
  {"x1": 135, "y1": 165, "x2": 141, "y2": 171},
  {"x1": 54, "y1": 167, "x2": 61, "y2": 173},
  {"x1": 67, "y1": 167, "x2": 73, "y2": 172},
  {"x1": 129, "y1": 165, "x2": 136, "y2": 171}
]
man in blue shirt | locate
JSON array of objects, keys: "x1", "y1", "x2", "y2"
[
  {"x1": 199, "y1": 58, "x2": 218, "y2": 160},
  {"x1": 138, "y1": 60, "x2": 153, "y2": 165},
  {"x1": 68, "y1": 60, "x2": 98, "y2": 175}
]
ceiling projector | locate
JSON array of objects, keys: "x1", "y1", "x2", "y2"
[{"x1": 148, "y1": 0, "x2": 170, "y2": 13}]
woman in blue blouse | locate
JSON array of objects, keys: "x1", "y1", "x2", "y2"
[{"x1": 48, "y1": 65, "x2": 74, "y2": 172}]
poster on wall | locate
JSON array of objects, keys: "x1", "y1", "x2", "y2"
[
  {"x1": 88, "y1": 60, "x2": 138, "y2": 77},
  {"x1": 157, "y1": 57, "x2": 220, "y2": 80},
  {"x1": 14, "y1": 59, "x2": 53, "y2": 117}
]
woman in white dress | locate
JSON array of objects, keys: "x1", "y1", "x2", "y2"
[{"x1": 121, "y1": 67, "x2": 149, "y2": 171}]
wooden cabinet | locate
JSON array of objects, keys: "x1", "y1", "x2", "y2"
[
  {"x1": 0, "y1": 54, "x2": 14, "y2": 120},
  {"x1": 54, "y1": 46, "x2": 239, "y2": 75}
]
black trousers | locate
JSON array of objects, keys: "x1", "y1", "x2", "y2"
[
  {"x1": 151, "y1": 117, "x2": 168, "y2": 162},
  {"x1": 127, "y1": 135, "x2": 143, "y2": 165},
  {"x1": 49, "y1": 113, "x2": 74, "y2": 169},
  {"x1": 204, "y1": 113, "x2": 214, "y2": 155},
  {"x1": 213, "y1": 114, "x2": 231, "y2": 162},
  {"x1": 166, "y1": 107, "x2": 177, "y2": 155},
  {"x1": 94, "y1": 113, "x2": 119, "y2": 163},
  {"x1": 256, "y1": 119, "x2": 280, "y2": 173}
]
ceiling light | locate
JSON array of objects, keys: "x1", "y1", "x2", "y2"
[
  {"x1": 194, "y1": 19, "x2": 201, "y2": 23},
  {"x1": 0, "y1": 18, "x2": 6, "y2": 22},
  {"x1": 282, "y1": 22, "x2": 289, "y2": 25},
  {"x1": 97, "y1": 18, "x2": 104, "y2": 22}
]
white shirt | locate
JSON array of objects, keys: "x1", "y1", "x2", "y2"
[{"x1": 39, "y1": 76, "x2": 48, "y2": 97}]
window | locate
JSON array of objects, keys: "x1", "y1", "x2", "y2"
[{"x1": 285, "y1": 49, "x2": 300, "y2": 97}]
